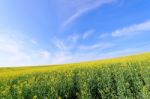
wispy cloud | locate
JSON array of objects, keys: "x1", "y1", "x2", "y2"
[
  {"x1": 83, "y1": 29, "x2": 95, "y2": 39},
  {"x1": 79, "y1": 42, "x2": 114, "y2": 50},
  {"x1": 39, "y1": 50, "x2": 51, "y2": 59},
  {"x1": 1, "y1": 23, "x2": 150, "y2": 67},
  {"x1": 52, "y1": 34, "x2": 80, "y2": 51},
  {"x1": 99, "y1": 33, "x2": 109, "y2": 38},
  {"x1": 50, "y1": 34, "x2": 80, "y2": 64},
  {"x1": 0, "y1": 32, "x2": 30, "y2": 66},
  {"x1": 30, "y1": 39, "x2": 38, "y2": 45},
  {"x1": 52, "y1": 38, "x2": 70, "y2": 51},
  {"x1": 62, "y1": 0, "x2": 116, "y2": 29},
  {"x1": 0, "y1": 31, "x2": 53, "y2": 66},
  {"x1": 0, "y1": 31, "x2": 82, "y2": 66},
  {"x1": 68, "y1": 34, "x2": 80, "y2": 44},
  {"x1": 112, "y1": 20, "x2": 150, "y2": 37}
]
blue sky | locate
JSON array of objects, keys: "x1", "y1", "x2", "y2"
[{"x1": 0, "y1": 0, "x2": 150, "y2": 66}]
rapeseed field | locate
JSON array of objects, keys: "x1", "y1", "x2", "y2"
[{"x1": 0, "y1": 52, "x2": 150, "y2": 99}]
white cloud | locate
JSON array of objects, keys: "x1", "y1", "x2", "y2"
[
  {"x1": 0, "y1": 31, "x2": 53, "y2": 67},
  {"x1": 39, "y1": 50, "x2": 51, "y2": 59},
  {"x1": 0, "y1": 32, "x2": 82, "y2": 66},
  {"x1": 0, "y1": 32, "x2": 31, "y2": 66},
  {"x1": 52, "y1": 38, "x2": 69, "y2": 51},
  {"x1": 30, "y1": 39, "x2": 38, "y2": 45},
  {"x1": 49, "y1": 34, "x2": 80, "y2": 64},
  {"x1": 62, "y1": 0, "x2": 116, "y2": 29},
  {"x1": 52, "y1": 34, "x2": 80, "y2": 51},
  {"x1": 51, "y1": 47, "x2": 149, "y2": 64},
  {"x1": 95, "y1": 46, "x2": 150, "y2": 60},
  {"x1": 68, "y1": 34, "x2": 80, "y2": 44},
  {"x1": 1, "y1": 28, "x2": 149, "y2": 67},
  {"x1": 50, "y1": 51, "x2": 73, "y2": 64},
  {"x1": 79, "y1": 42, "x2": 114, "y2": 50},
  {"x1": 83, "y1": 29, "x2": 94, "y2": 39},
  {"x1": 112, "y1": 20, "x2": 150, "y2": 37},
  {"x1": 69, "y1": 45, "x2": 150, "y2": 63},
  {"x1": 100, "y1": 33, "x2": 109, "y2": 38}
]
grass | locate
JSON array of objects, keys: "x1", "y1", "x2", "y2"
[{"x1": 0, "y1": 52, "x2": 150, "y2": 99}]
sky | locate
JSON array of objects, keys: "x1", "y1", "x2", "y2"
[{"x1": 0, "y1": 0, "x2": 150, "y2": 67}]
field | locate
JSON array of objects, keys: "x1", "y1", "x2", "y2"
[{"x1": 1, "y1": 52, "x2": 150, "y2": 99}]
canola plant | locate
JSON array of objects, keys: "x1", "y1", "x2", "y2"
[{"x1": 0, "y1": 53, "x2": 150, "y2": 99}]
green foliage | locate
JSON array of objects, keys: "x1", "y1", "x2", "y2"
[{"x1": 0, "y1": 53, "x2": 150, "y2": 99}]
